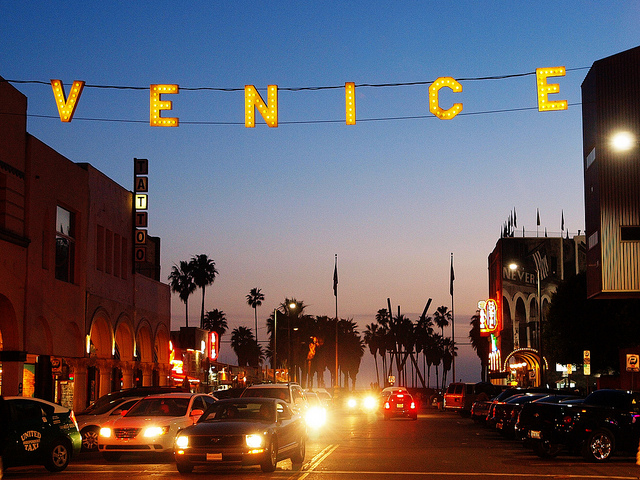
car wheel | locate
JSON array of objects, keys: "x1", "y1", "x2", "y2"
[
  {"x1": 290, "y1": 436, "x2": 306, "y2": 464},
  {"x1": 176, "y1": 461, "x2": 194, "y2": 474},
  {"x1": 533, "y1": 440, "x2": 561, "y2": 458},
  {"x1": 102, "y1": 452, "x2": 122, "y2": 462},
  {"x1": 81, "y1": 426, "x2": 100, "y2": 451},
  {"x1": 261, "y1": 438, "x2": 278, "y2": 473},
  {"x1": 581, "y1": 428, "x2": 614, "y2": 462},
  {"x1": 44, "y1": 439, "x2": 71, "y2": 472}
]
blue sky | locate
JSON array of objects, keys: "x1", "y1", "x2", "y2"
[{"x1": 2, "y1": 2, "x2": 639, "y2": 385}]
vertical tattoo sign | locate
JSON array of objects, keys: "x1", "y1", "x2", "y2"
[{"x1": 134, "y1": 158, "x2": 149, "y2": 264}]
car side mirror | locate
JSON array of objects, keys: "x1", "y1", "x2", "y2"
[
  {"x1": 190, "y1": 409, "x2": 204, "y2": 417},
  {"x1": 120, "y1": 410, "x2": 128, "y2": 416}
]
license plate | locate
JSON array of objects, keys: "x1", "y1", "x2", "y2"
[
  {"x1": 529, "y1": 430, "x2": 541, "y2": 439},
  {"x1": 206, "y1": 453, "x2": 223, "y2": 461},
  {"x1": 396, "y1": 404, "x2": 404, "y2": 409}
]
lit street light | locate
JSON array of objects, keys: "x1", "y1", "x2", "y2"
[{"x1": 273, "y1": 302, "x2": 296, "y2": 383}]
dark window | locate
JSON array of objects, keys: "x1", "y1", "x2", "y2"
[
  {"x1": 55, "y1": 206, "x2": 75, "y2": 283},
  {"x1": 621, "y1": 226, "x2": 640, "y2": 242}
]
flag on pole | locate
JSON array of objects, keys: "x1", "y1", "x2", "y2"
[
  {"x1": 449, "y1": 253, "x2": 454, "y2": 296},
  {"x1": 561, "y1": 210, "x2": 565, "y2": 231},
  {"x1": 513, "y1": 207, "x2": 517, "y2": 228},
  {"x1": 333, "y1": 254, "x2": 338, "y2": 297},
  {"x1": 537, "y1": 208, "x2": 541, "y2": 226}
]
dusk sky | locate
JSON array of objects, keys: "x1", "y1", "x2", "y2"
[{"x1": 3, "y1": 2, "x2": 639, "y2": 386}]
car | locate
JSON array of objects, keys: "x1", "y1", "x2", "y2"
[
  {"x1": 174, "y1": 397, "x2": 306, "y2": 473},
  {"x1": 240, "y1": 383, "x2": 308, "y2": 416},
  {"x1": 344, "y1": 390, "x2": 380, "y2": 414},
  {"x1": 303, "y1": 391, "x2": 328, "y2": 430},
  {"x1": 80, "y1": 386, "x2": 185, "y2": 414},
  {"x1": 98, "y1": 392, "x2": 216, "y2": 460},
  {"x1": 75, "y1": 396, "x2": 143, "y2": 451},
  {"x1": 521, "y1": 389, "x2": 640, "y2": 461},
  {"x1": 1, "y1": 396, "x2": 82, "y2": 473},
  {"x1": 305, "y1": 388, "x2": 333, "y2": 409},
  {"x1": 492, "y1": 393, "x2": 550, "y2": 437},
  {"x1": 383, "y1": 392, "x2": 418, "y2": 420}
]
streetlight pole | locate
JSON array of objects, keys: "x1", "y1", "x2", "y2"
[{"x1": 273, "y1": 309, "x2": 278, "y2": 383}]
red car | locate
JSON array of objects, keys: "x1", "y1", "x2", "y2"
[{"x1": 383, "y1": 393, "x2": 418, "y2": 420}]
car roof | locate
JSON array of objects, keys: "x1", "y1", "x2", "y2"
[
  {"x1": 141, "y1": 392, "x2": 209, "y2": 399},
  {"x1": 5, "y1": 396, "x2": 70, "y2": 414}
]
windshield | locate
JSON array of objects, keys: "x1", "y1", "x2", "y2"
[
  {"x1": 200, "y1": 401, "x2": 275, "y2": 423},
  {"x1": 243, "y1": 387, "x2": 290, "y2": 402},
  {"x1": 125, "y1": 397, "x2": 189, "y2": 417}
]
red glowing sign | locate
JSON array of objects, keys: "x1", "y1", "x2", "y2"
[
  {"x1": 478, "y1": 299, "x2": 500, "y2": 336},
  {"x1": 208, "y1": 331, "x2": 219, "y2": 361}
]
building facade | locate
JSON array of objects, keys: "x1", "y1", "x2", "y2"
[
  {"x1": 0, "y1": 78, "x2": 172, "y2": 412},
  {"x1": 487, "y1": 234, "x2": 586, "y2": 387}
]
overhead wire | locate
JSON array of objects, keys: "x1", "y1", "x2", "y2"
[{"x1": 0, "y1": 66, "x2": 589, "y2": 125}]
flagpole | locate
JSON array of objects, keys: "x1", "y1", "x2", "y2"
[
  {"x1": 333, "y1": 254, "x2": 339, "y2": 391},
  {"x1": 450, "y1": 253, "x2": 455, "y2": 383}
]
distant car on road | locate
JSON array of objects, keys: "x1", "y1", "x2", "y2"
[
  {"x1": 383, "y1": 392, "x2": 418, "y2": 420},
  {"x1": 2, "y1": 396, "x2": 82, "y2": 473}
]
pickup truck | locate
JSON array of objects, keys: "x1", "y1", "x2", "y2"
[{"x1": 516, "y1": 389, "x2": 640, "y2": 461}]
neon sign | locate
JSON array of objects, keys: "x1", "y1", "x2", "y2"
[
  {"x1": 478, "y1": 298, "x2": 500, "y2": 336},
  {"x1": 48, "y1": 66, "x2": 567, "y2": 126},
  {"x1": 208, "y1": 331, "x2": 219, "y2": 361}
]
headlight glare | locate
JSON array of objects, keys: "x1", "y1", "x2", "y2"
[
  {"x1": 245, "y1": 434, "x2": 264, "y2": 448},
  {"x1": 176, "y1": 435, "x2": 189, "y2": 449},
  {"x1": 99, "y1": 427, "x2": 112, "y2": 438},
  {"x1": 143, "y1": 426, "x2": 168, "y2": 437}
]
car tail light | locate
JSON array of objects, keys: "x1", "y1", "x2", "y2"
[
  {"x1": 563, "y1": 415, "x2": 573, "y2": 425},
  {"x1": 410, "y1": 401, "x2": 416, "y2": 410},
  {"x1": 384, "y1": 401, "x2": 391, "y2": 410}
]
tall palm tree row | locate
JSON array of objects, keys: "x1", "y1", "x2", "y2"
[
  {"x1": 168, "y1": 261, "x2": 196, "y2": 327},
  {"x1": 189, "y1": 254, "x2": 218, "y2": 329},
  {"x1": 362, "y1": 305, "x2": 457, "y2": 390}
]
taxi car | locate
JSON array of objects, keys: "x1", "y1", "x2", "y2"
[
  {"x1": 98, "y1": 392, "x2": 215, "y2": 460},
  {"x1": 1, "y1": 396, "x2": 82, "y2": 472},
  {"x1": 383, "y1": 392, "x2": 418, "y2": 420},
  {"x1": 174, "y1": 398, "x2": 306, "y2": 473}
]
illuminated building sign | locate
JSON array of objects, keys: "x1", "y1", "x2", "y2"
[
  {"x1": 478, "y1": 298, "x2": 500, "y2": 336},
  {"x1": 133, "y1": 158, "x2": 148, "y2": 263},
  {"x1": 208, "y1": 331, "x2": 219, "y2": 361},
  {"x1": 48, "y1": 66, "x2": 567, "y2": 126}
]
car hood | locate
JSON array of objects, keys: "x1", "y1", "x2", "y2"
[
  {"x1": 105, "y1": 415, "x2": 191, "y2": 428},
  {"x1": 183, "y1": 421, "x2": 272, "y2": 436}
]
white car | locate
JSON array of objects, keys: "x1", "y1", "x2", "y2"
[
  {"x1": 76, "y1": 396, "x2": 143, "y2": 451},
  {"x1": 98, "y1": 393, "x2": 215, "y2": 460}
]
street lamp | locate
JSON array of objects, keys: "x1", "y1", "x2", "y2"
[
  {"x1": 610, "y1": 131, "x2": 636, "y2": 152},
  {"x1": 287, "y1": 302, "x2": 297, "y2": 383},
  {"x1": 509, "y1": 262, "x2": 543, "y2": 386}
]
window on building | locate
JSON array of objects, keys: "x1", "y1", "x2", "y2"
[
  {"x1": 96, "y1": 225, "x2": 104, "y2": 271},
  {"x1": 55, "y1": 206, "x2": 75, "y2": 283}
]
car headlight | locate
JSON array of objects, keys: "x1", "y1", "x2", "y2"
[
  {"x1": 176, "y1": 435, "x2": 189, "y2": 449},
  {"x1": 143, "y1": 426, "x2": 169, "y2": 437},
  {"x1": 347, "y1": 397, "x2": 357, "y2": 409},
  {"x1": 306, "y1": 407, "x2": 327, "y2": 429},
  {"x1": 245, "y1": 434, "x2": 265, "y2": 449},
  {"x1": 363, "y1": 396, "x2": 377, "y2": 411},
  {"x1": 99, "y1": 427, "x2": 112, "y2": 438}
]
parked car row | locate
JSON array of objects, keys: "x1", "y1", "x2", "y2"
[{"x1": 467, "y1": 387, "x2": 640, "y2": 462}]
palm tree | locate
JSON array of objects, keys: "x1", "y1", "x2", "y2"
[
  {"x1": 363, "y1": 323, "x2": 381, "y2": 387},
  {"x1": 168, "y1": 261, "x2": 196, "y2": 327},
  {"x1": 469, "y1": 312, "x2": 490, "y2": 382},
  {"x1": 433, "y1": 305, "x2": 451, "y2": 338},
  {"x1": 231, "y1": 326, "x2": 259, "y2": 367},
  {"x1": 246, "y1": 287, "x2": 265, "y2": 345},
  {"x1": 203, "y1": 309, "x2": 228, "y2": 341},
  {"x1": 189, "y1": 254, "x2": 218, "y2": 329}
]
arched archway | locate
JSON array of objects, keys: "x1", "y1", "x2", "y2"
[
  {"x1": 503, "y1": 348, "x2": 548, "y2": 387},
  {"x1": 514, "y1": 297, "x2": 526, "y2": 350},
  {"x1": 0, "y1": 293, "x2": 21, "y2": 395}
]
